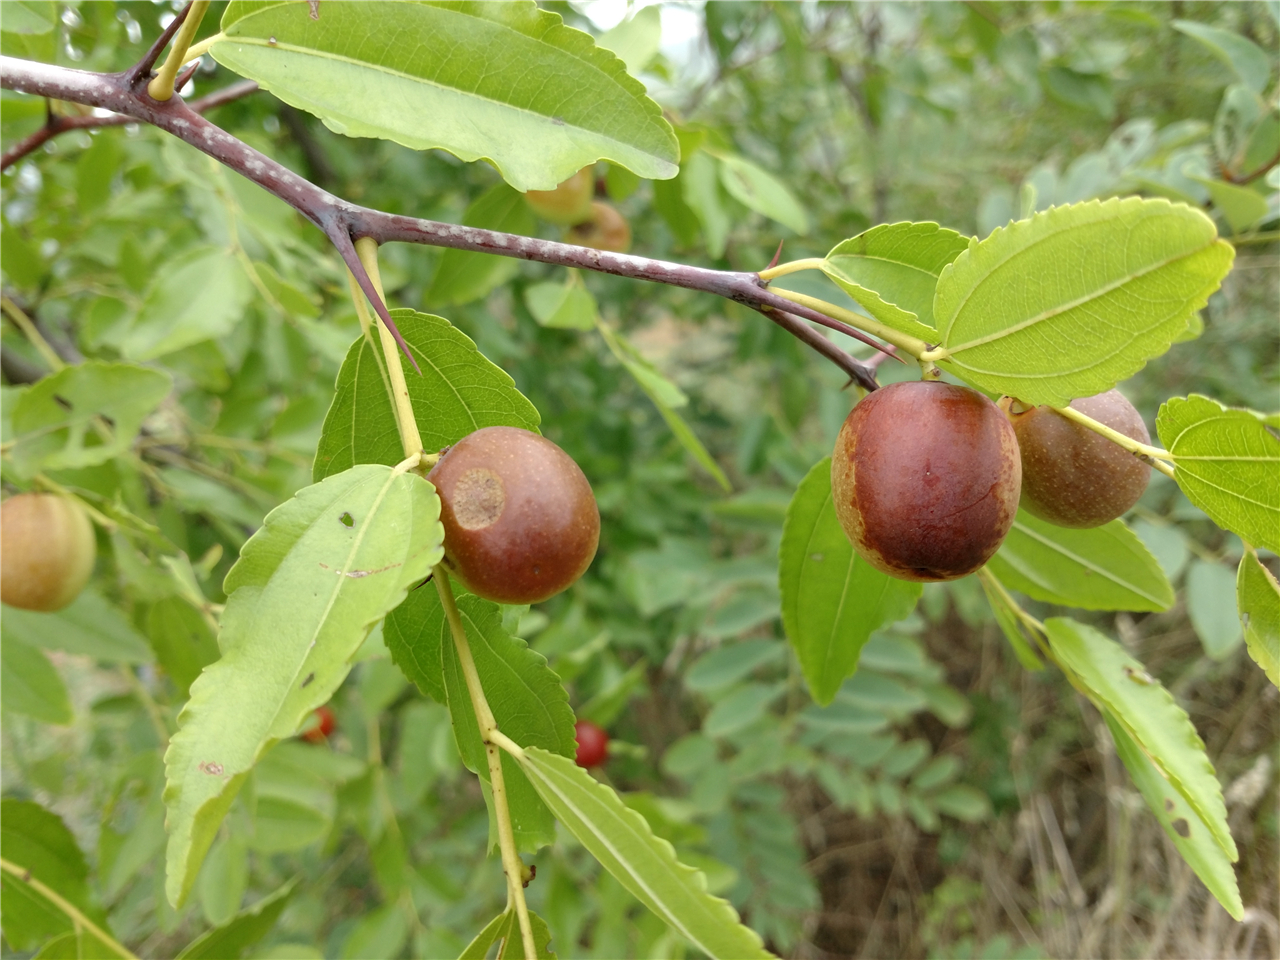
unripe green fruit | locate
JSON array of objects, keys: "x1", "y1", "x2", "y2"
[
  {"x1": 1, "y1": 493, "x2": 96, "y2": 611},
  {"x1": 832, "y1": 381, "x2": 1022, "y2": 582},
  {"x1": 566, "y1": 202, "x2": 631, "y2": 253},
  {"x1": 999, "y1": 390, "x2": 1151, "y2": 528},
  {"x1": 428, "y1": 427, "x2": 600, "y2": 605},
  {"x1": 524, "y1": 167, "x2": 595, "y2": 225}
]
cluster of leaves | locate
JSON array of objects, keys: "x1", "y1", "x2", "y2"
[{"x1": 2, "y1": 2, "x2": 1277, "y2": 959}]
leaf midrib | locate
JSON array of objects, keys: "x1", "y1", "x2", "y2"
[
  {"x1": 1012, "y1": 520, "x2": 1167, "y2": 606},
  {"x1": 946, "y1": 246, "x2": 1204, "y2": 354}
]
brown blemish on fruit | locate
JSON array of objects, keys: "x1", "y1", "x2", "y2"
[{"x1": 452, "y1": 468, "x2": 506, "y2": 530}]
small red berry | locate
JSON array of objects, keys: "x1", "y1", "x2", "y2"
[
  {"x1": 303, "y1": 706, "x2": 336, "y2": 743},
  {"x1": 574, "y1": 720, "x2": 609, "y2": 768}
]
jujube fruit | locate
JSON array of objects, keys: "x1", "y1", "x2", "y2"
[
  {"x1": 566, "y1": 202, "x2": 631, "y2": 253},
  {"x1": 574, "y1": 720, "x2": 609, "y2": 768},
  {"x1": 524, "y1": 167, "x2": 595, "y2": 225},
  {"x1": 302, "y1": 705, "x2": 337, "y2": 743},
  {"x1": 1, "y1": 493, "x2": 96, "y2": 612},
  {"x1": 831, "y1": 380, "x2": 1021, "y2": 582},
  {"x1": 999, "y1": 389, "x2": 1151, "y2": 528},
  {"x1": 428, "y1": 426, "x2": 599, "y2": 605}
]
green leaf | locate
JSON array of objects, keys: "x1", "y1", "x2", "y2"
[
  {"x1": 702, "y1": 682, "x2": 784, "y2": 738},
  {"x1": 779, "y1": 458, "x2": 922, "y2": 705},
  {"x1": 458, "y1": 908, "x2": 556, "y2": 959},
  {"x1": 0, "y1": 800, "x2": 113, "y2": 952},
  {"x1": 1173, "y1": 20, "x2": 1272, "y2": 94},
  {"x1": 1044, "y1": 618, "x2": 1237, "y2": 861},
  {"x1": 596, "y1": 4, "x2": 662, "y2": 76},
  {"x1": 427, "y1": 183, "x2": 536, "y2": 307},
  {"x1": 198, "y1": 834, "x2": 248, "y2": 926},
  {"x1": 123, "y1": 246, "x2": 253, "y2": 361},
  {"x1": 1, "y1": 590, "x2": 152, "y2": 663},
  {"x1": 163, "y1": 465, "x2": 443, "y2": 907},
  {"x1": 985, "y1": 511, "x2": 1174, "y2": 612},
  {"x1": 313, "y1": 309, "x2": 540, "y2": 481},
  {"x1": 1237, "y1": 550, "x2": 1279, "y2": 687},
  {"x1": 214, "y1": 1, "x2": 678, "y2": 191},
  {"x1": 515, "y1": 746, "x2": 773, "y2": 959},
  {"x1": 684, "y1": 640, "x2": 784, "y2": 693},
  {"x1": 821, "y1": 221, "x2": 969, "y2": 333},
  {"x1": 1157, "y1": 395, "x2": 1280, "y2": 554},
  {"x1": 8, "y1": 361, "x2": 172, "y2": 478},
  {"x1": 682, "y1": 151, "x2": 730, "y2": 258},
  {"x1": 385, "y1": 589, "x2": 576, "y2": 853},
  {"x1": 1192, "y1": 176, "x2": 1271, "y2": 232},
  {"x1": 524, "y1": 278, "x2": 599, "y2": 331},
  {"x1": 1104, "y1": 712, "x2": 1242, "y2": 920},
  {"x1": 977, "y1": 572, "x2": 1045, "y2": 670},
  {"x1": 176, "y1": 878, "x2": 297, "y2": 960},
  {"x1": 930, "y1": 785, "x2": 991, "y2": 823},
  {"x1": 0, "y1": 635, "x2": 71, "y2": 724},
  {"x1": 596, "y1": 321, "x2": 730, "y2": 490},
  {"x1": 147, "y1": 597, "x2": 221, "y2": 697},
  {"x1": 1187, "y1": 560, "x2": 1243, "y2": 660},
  {"x1": 0, "y1": 2, "x2": 56, "y2": 35},
  {"x1": 712, "y1": 152, "x2": 809, "y2": 235},
  {"x1": 934, "y1": 198, "x2": 1234, "y2": 406}
]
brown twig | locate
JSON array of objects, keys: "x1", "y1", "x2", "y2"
[
  {"x1": 0, "y1": 53, "x2": 882, "y2": 392},
  {"x1": 1, "y1": 79, "x2": 258, "y2": 170}
]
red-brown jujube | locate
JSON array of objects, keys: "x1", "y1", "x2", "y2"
[
  {"x1": 428, "y1": 426, "x2": 600, "y2": 605},
  {"x1": 999, "y1": 389, "x2": 1151, "y2": 528},
  {"x1": 832, "y1": 380, "x2": 1022, "y2": 582}
]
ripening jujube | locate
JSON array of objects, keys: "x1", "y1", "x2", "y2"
[
  {"x1": 566, "y1": 201, "x2": 632, "y2": 253},
  {"x1": 523, "y1": 167, "x2": 595, "y2": 225},
  {"x1": 998, "y1": 389, "x2": 1152, "y2": 528},
  {"x1": 427, "y1": 426, "x2": 600, "y2": 605},
  {"x1": 831, "y1": 380, "x2": 1022, "y2": 582},
  {"x1": 0, "y1": 493, "x2": 97, "y2": 612}
]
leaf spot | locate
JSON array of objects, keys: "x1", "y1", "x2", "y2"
[
  {"x1": 53, "y1": 394, "x2": 73, "y2": 410},
  {"x1": 301, "y1": 672, "x2": 315, "y2": 688},
  {"x1": 1164, "y1": 797, "x2": 1176, "y2": 812},
  {"x1": 810, "y1": 553, "x2": 824, "y2": 562},
  {"x1": 1123, "y1": 665, "x2": 1155, "y2": 685},
  {"x1": 1172, "y1": 817, "x2": 1190, "y2": 837},
  {"x1": 198, "y1": 761, "x2": 224, "y2": 776},
  {"x1": 339, "y1": 511, "x2": 354, "y2": 527}
]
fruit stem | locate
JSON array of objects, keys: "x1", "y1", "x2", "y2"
[
  {"x1": 147, "y1": 1, "x2": 210, "y2": 102},
  {"x1": 976, "y1": 568, "x2": 1056, "y2": 663},
  {"x1": 0, "y1": 857, "x2": 140, "y2": 959},
  {"x1": 1, "y1": 296, "x2": 64, "y2": 372},
  {"x1": 757, "y1": 257, "x2": 826, "y2": 281},
  {"x1": 352, "y1": 239, "x2": 424, "y2": 465},
  {"x1": 765, "y1": 287, "x2": 933, "y2": 359},
  {"x1": 433, "y1": 567, "x2": 537, "y2": 960},
  {"x1": 1050, "y1": 404, "x2": 1176, "y2": 479}
]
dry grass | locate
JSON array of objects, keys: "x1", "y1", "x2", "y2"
[{"x1": 794, "y1": 606, "x2": 1279, "y2": 960}]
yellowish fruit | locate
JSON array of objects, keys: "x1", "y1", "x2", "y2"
[
  {"x1": 524, "y1": 167, "x2": 595, "y2": 225},
  {"x1": 1, "y1": 493, "x2": 96, "y2": 611},
  {"x1": 566, "y1": 202, "x2": 632, "y2": 253}
]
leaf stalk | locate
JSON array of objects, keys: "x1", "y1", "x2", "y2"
[
  {"x1": 1050, "y1": 403, "x2": 1176, "y2": 479},
  {"x1": 433, "y1": 569, "x2": 537, "y2": 960},
  {"x1": 0, "y1": 857, "x2": 139, "y2": 960},
  {"x1": 147, "y1": 1, "x2": 210, "y2": 101}
]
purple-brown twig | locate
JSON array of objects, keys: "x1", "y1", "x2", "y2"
[{"x1": 0, "y1": 52, "x2": 883, "y2": 391}]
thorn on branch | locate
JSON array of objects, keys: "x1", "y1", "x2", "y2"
[
  {"x1": 327, "y1": 225, "x2": 422, "y2": 375},
  {"x1": 765, "y1": 239, "x2": 784, "y2": 271},
  {"x1": 174, "y1": 61, "x2": 200, "y2": 95},
  {"x1": 124, "y1": 1, "x2": 193, "y2": 90}
]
